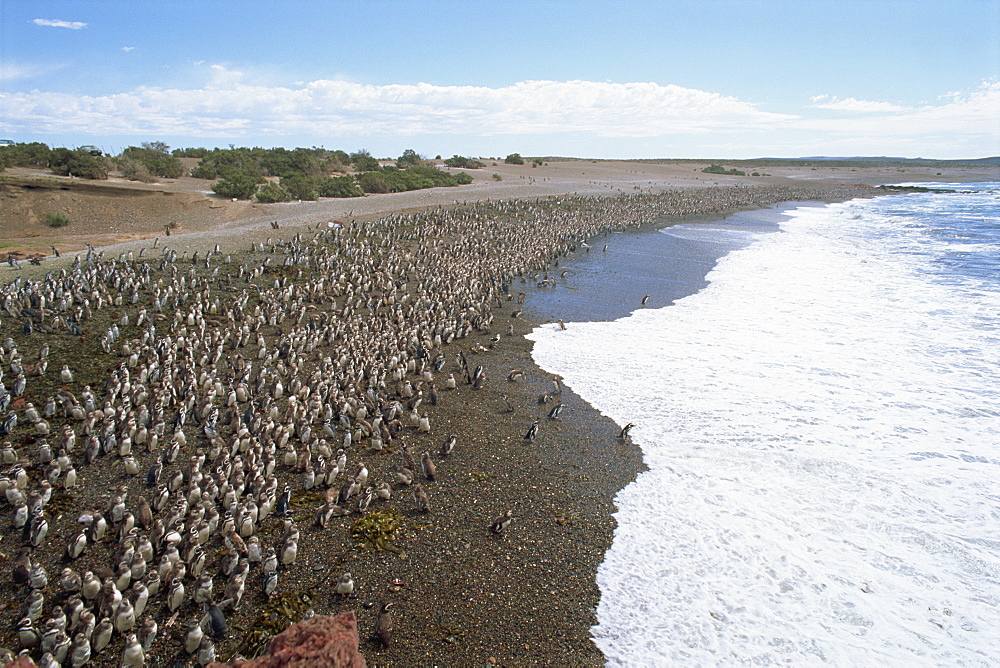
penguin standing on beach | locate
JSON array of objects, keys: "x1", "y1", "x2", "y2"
[
  {"x1": 524, "y1": 420, "x2": 539, "y2": 441},
  {"x1": 490, "y1": 509, "x2": 514, "y2": 534},
  {"x1": 412, "y1": 484, "x2": 431, "y2": 513},
  {"x1": 375, "y1": 602, "x2": 393, "y2": 646}
]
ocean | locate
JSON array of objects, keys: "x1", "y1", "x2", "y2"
[{"x1": 525, "y1": 183, "x2": 1000, "y2": 665}]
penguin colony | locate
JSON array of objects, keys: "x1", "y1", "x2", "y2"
[{"x1": 0, "y1": 185, "x2": 871, "y2": 665}]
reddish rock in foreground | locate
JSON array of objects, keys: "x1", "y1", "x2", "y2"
[{"x1": 212, "y1": 611, "x2": 367, "y2": 668}]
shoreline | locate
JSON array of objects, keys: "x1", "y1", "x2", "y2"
[
  {"x1": 0, "y1": 184, "x2": 936, "y2": 666},
  {"x1": 2, "y1": 159, "x2": 995, "y2": 261}
]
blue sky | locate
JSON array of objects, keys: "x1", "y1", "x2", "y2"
[{"x1": 1, "y1": 0, "x2": 998, "y2": 159}]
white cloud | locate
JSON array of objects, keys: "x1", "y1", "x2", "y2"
[
  {"x1": 122, "y1": 46, "x2": 136, "y2": 53},
  {"x1": 810, "y1": 95, "x2": 904, "y2": 113},
  {"x1": 0, "y1": 76, "x2": 791, "y2": 140},
  {"x1": 32, "y1": 18, "x2": 87, "y2": 30},
  {"x1": 1, "y1": 75, "x2": 996, "y2": 158},
  {"x1": 802, "y1": 81, "x2": 1000, "y2": 136}
]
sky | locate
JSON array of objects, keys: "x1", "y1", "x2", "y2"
[{"x1": 1, "y1": 0, "x2": 998, "y2": 160}]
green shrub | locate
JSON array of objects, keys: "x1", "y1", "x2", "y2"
[
  {"x1": 357, "y1": 172, "x2": 390, "y2": 194},
  {"x1": 0, "y1": 141, "x2": 52, "y2": 169},
  {"x1": 444, "y1": 155, "x2": 484, "y2": 169},
  {"x1": 396, "y1": 148, "x2": 423, "y2": 169},
  {"x1": 492, "y1": 173, "x2": 503, "y2": 181},
  {"x1": 118, "y1": 158, "x2": 156, "y2": 183},
  {"x1": 453, "y1": 172, "x2": 473, "y2": 184},
  {"x1": 121, "y1": 143, "x2": 185, "y2": 178},
  {"x1": 172, "y1": 147, "x2": 211, "y2": 158},
  {"x1": 702, "y1": 164, "x2": 746, "y2": 176},
  {"x1": 190, "y1": 164, "x2": 218, "y2": 179},
  {"x1": 350, "y1": 150, "x2": 381, "y2": 172},
  {"x1": 317, "y1": 175, "x2": 364, "y2": 198},
  {"x1": 212, "y1": 172, "x2": 260, "y2": 199},
  {"x1": 255, "y1": 182, "x2": 291, "y2": 203},
  {"x1": 43, "y1": 212, "x2": 70, "y2": 228},
  {"x1": 49, "y1": 148, "x2": 110, "y2": 179},
  {"x1": 279, "y1": 173, "x2": 318, "y2": 200},
  {"x1": 504, "y1": 153, "x2": 525, "y2": 165}
]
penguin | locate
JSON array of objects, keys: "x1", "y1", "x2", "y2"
[
  {"x1": 23, "y1": 590, "x2": 45, "y2": 621},
  {"x1": 184, "y1": 619, "x2": 203, "y2": 654},
  {"x1": 375, "y1": 601, "x2": 393, "y2": 647},
  {"x1": 68, "y1": 632, "x2": 91, "y2": 667},
  {"x1": 120, "y1": 633, "x2": 144, "y2": 667},
  {"x1": 196, "y1": 637, "x2": 215, "y2": 666},
  {"x1": 547, "y1": 402, "x2": 564, "y2": 419},
  {"x1": 29, "y1": 563, "x2": 48, "y2": 589},
  {"x1": 420, "y1": 452, "x2": 437, "y2": 481},
  {"x1": 114, "y1": 598, "x2": 136, "y2": 633},
  {"x1": 641, "y1": 294, "x2": 651, "y2": 306},
  {"x1": 29, "y1": 510, "x2": 49, "y2": 547},
  {"x1": 80, "y1": 571, "x2": 101, "y2": 601},
  {"x1": 59, "y1": 567, "x2": 82, "y2": 593},
  {"x1": 524, "y1": 420, "x2": 539, "y2": 441},
  {"x1": 617, "y1": 422, "x2": 635, "y2": 439},
  {"x1": 12, "y1": 547, "x2": 32, "y2": 585},
  {"x1": 138, "y1": 616, "x2": 158, "y2": 651},
  {"x1": 335, "y1": 572, "x2": 354, "y2": 596},
  {"x1": 262, "y1": 569, "x2": 278, "y2": 597},
  {"x1": 91, "y1": 617, "x2": 113, "y2": 654},
  {"x1": 17, "y1": 617, "x2": 39, "y2": 649},
  {"x1": 440, "y1": 434, "x2": 456, "y2": 457},
  {"x1": 166, "y1": 576, "x2": 185, "y2": 612},
  {"x1": 129, "y1": 580, "x2": 149, "y2": 617},
  {"x1": 261, "y1": 547, "x2": 278, "y2": 575},
  {"x1": 412, "y1": 484, "x2": 431, "y2": 513},
  {"x1": 275, "y1": 485, "x2": 292, "y2": 517},
  {"x1": 193, "y1": 574, "x2": 214, "y2": 604},
  {"x1": 279, "y1": 537, "x2": 297, "y2": 567},
  {"x1": 64, "y1": 597, "x2": 85, "y2": 630},
  {"x1": 205, "y1": 598, "x2": 228, "y2": 637}
]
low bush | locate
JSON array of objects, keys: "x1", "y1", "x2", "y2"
[
  {"x1": 118, "y1": 158, "x2": 156, "y2": 183},
  {"x1": 702, "y1": 164, "x2": 746, "y2": 176},
  {"x1": 49, "y1": 148, "x2": 110, "y2": 179},
  {"x1": 357, "y1": 172, "x2": 391, "y2": 194},
  {"x1": 212, "y1": 172, "x2": 261, "y2": 199},
  {"x1": 43, "y1": 212, "x2": 70, "y2": 228},
  {"x1": 444, "y1": 155, "x2": 484, "y2": 169},
  {"x1": 279, "y1": 173, "x2": 318, "y2": 200},
  {"x1": 317, "y1": 176, "x2": 364, "y2": 198},
  {"x1": 255, "y1": 182, "x2": 291, "y2": 203}
]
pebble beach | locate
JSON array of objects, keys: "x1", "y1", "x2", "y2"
[{"x1": 0, "y1": 179, "x2": 951, "y2": 666}]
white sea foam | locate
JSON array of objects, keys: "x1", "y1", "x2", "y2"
[{"x1": 528, "y1": 195, "x2": 1000, "y2": 665}]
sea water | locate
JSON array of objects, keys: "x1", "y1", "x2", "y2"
[{"x1": 526, "y1": 184, "x2": 1000, "y2": 665}]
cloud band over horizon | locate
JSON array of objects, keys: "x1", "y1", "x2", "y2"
[{"x1": 1, "y1": 74, "x2": 997, "y2": 158}]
